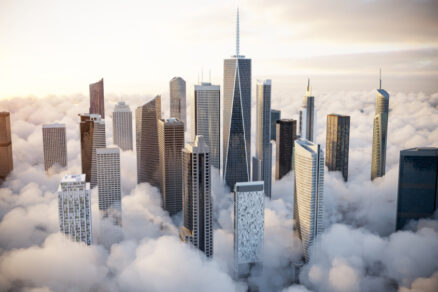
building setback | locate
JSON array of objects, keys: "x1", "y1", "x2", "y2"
[
  {"x1": 396, "y1": 148, "x2": 438, "y2": 230},
  {"x1": 158, "y1": 118, "x2": 185, "y2": 215},
  {"x1": 275, "y1": 119, "x2": 297, "y2": 180},
  {"x1": 234, "y1": 181, "x2": 264, "y2": 278},
  {"x1": 326, "y1": 114, "x2": 350, "y2": 181},
  {"x1": 192, "y1": 82, "x2": 221, "y2": 169},
  {"x1": 170, "y1": 77, "x2": 186, "y2": 128},
  {"x1": 223, "y1": 10, "x2": 251, "y2": 190},
  {"x1": 113, "y1": 101, "x2": 133, "y2": 151},
  {"x1": 79, "y1": 113, "x2": 106, "y2": 188},
  {"x1": 270, "y1": 109, "x2": 281, "y2": 141},
  {"x1": 136, "y1": 96, "x2": 161, "y2": 188},
  {"x1": 89, "y1": 78, "x2": 105, "y2": 119},
  {"x1": 294, "y1": 139, "x2": 324, "y2": 262},
  {"x1": 253, "y1": 79, "x2": 272, "y2": 198},
  {"x1": 179, "y1": 135, "x2": 213, "y2": 257},
  {"x1": 299, "y1": 79, "x2": 316, "y2": 142},
  {"x1": 97, "y1": 147, "x2": 122, "y2": 226},
  {"x1": 0, "y1": 112, "x2": 13, "y2": 182},
  {"x1": 42, "y1": 123, "x2": 67, "y2": 172},
  {"x1": 371, "y1": 71, "x2": 390, "y2": 181},
  {"x1": 58, "y1": 174, "x2": 92, "y2": 245}
]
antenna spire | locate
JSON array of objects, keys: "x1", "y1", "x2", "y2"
[
  {"x1": 379, "y1": 68, "x2": 382, "y2": 89},
  {"x1": 306, "y1": 78, "x2": 312, "y2": 96},
  {"x1": 236, "y1": 8, "x2": 240, "y2": 57}
]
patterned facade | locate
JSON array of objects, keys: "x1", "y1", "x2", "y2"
[
  {"x1": 170, "y1": 77, "x2": 186, "y2": 128},
  {"x1": 325, "y1": 114, "x2": 350, "y2": 181},
  {"x1": 275, "y1": 119, "x2": 296, "y2": 180},
  {"x1": 113, "y1": 101, "x2": 133, "y2": 151},
  {"x1": 58, "y1": 174, "x2": 92, "y2": 245},
  {"x1": 179, "y1": 136, "x2": 213, "y2": 258},
  {"x1": 192, "y1": 82, "x2": 221, "y2": 169},
  {"x1": 234, "y1": 181, "x2": 264, "y2": 278},
  {"x1": 89, "y1": 78, "x2": 105, "y2": 118},
  {"x1": 42, "y1": 123, "x2": 67, "y2": 172},
  {"x1": 0, "y1": 112, "x2": 13, "y2": 181}
]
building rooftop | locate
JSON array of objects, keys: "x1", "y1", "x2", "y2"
[
  {"x1": 277, "y1": 119, "x2": 296, "y2": 124},
  {"x1": 401, "y1": 147, "x2": 438, "y2": 156},
  {"x1": 377, "y1": 89, "x2": 389, "y2": 98},
  {"x1": 42, "y1": 123, "x2": 66, "y2": 128},
  {"x1": 235, "y1": 181, "x2": 264, "y2": 193},
  {"x1": 257, "y1": 79, "x2": 271, "y2": 85},
  {"x1": 296, "y1": 138, "x2": 319, "y2": 154},
  {"x1": 327, "y1": 113, "x2": 350, "y2": 118},
  {"x1": 114, "y1": 101, "x2": 131, "y2": 112},
  {"x1": 61, "y1": 174, "x2": 86, "y2": 183},
  {"x1": 96, "y1": 147, "x2": 120, "y2": 154}
]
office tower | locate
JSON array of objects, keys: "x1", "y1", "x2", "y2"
[
  {"x1": 96, "y1": 148, "x2": 122, "y2": 225},
  {"x1": 58, "y1": 174, "x2": 92, "y2": 245},
  {"x1": 271, "y1": 109, "x2": 281, "y2": 140},
  {"x1": 276, "y1": 119, "x2": 297, "y2": 180},
  {"x1": 326, "y1": 114, "x2": 350, "y2": 181},
  {"x1": 79, "y1": 114, "x2": 106, "y2": 188},
  {"x1": 253, "y1": 80, "x2": 272, "y2": 198},
  {"x1": 223, "y1": 9, "x2": 251, "y2": 189},
  {"x1": 42, "y1": 123, "x2": 67, "y2": 172},
  {"x1": 192, "y1": 82, "x2": 221, "y2": 169},
  {"x1": 294, "y1": 139, "x2": 324, "y2": 262},
  {"x1": 371, "y1": 71, "x2": 390, "y2": 181},
  {"x1": 170, "y1": 77, "x2": 186, "y2": 128},
  {"x1": 179, "y1": 136, "x2": 213, "y2": 257},
  {"x1": 234, "y1": 181, "x2": 264, "y2": 278},
  {"x1": 158, "y1": 118, "x2": 185, "y2": 215},
  {"x1": 113, "y1": 101, "x2": 133, "y2": 151},
  {"x1": 136, "y1": 96, "x2": 161, "y2": 187},
  {"x1": 0, "y1": 112, "x2": 13, "y2": 182},
  {"x1": 299, "y1": 79, "x2": 316, "y2": 142},
  {"x1": 396, "y1": 148, "x2": 438, "y2": 230},
  {"x1": 89, "y1": 78, "x2": 105, "y2": 119}
]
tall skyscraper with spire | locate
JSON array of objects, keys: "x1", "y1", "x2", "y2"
[
  {"x1": 371, "y1": 70, "x2": 390, "y2": 181},
  {"x1": 223, "y1": 9, "x2": 252, "y2": 189},
  {"x1": 253, "y1": 80, "x2": 272, "y2": 198},
  {"x1": 299, "y1": 79, "x2": 316, "y2": 142}
]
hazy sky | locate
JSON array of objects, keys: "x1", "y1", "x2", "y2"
[{"x1": 1, "y1": 0, "x2": 437, "y2": 98}]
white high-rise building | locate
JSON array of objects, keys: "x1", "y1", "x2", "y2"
[
  {"x1": 234, "y1": 181, "x2": 264, "y2": 278},
  {"x1": 113, "y1": 101, "x2": 133, "y2": 151},
  {"x1": 299, "y1": 79, "x2": 317, "y2": 142},
  {"x1": 42, "y1": 123, "x2": 67, "y2": 172},
  {"x1": 192, "y1": 82, "x2": 221, "y2": 169},
  {"x1": 179, "y1": 135, "x2": 213, "y2": 257},
  {"x1": 294, "y1": 139, "x2": 324, "y2": 261},
  {"x1": 96, "y1": 147, "x2": 122, "y2": 225},
  {"x1": 58, "y1": 174, "x2": 92, "y2": 245}
]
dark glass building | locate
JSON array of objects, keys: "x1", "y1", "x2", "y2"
[
  {"x1": 275, "y1": 119, "x2": 296, "y2": 180},
  {"x1": 271, "y1": 109, "x2": 281, "y2": 141},
  {"x1": 396, "y1": 147, "x2": 438, "y2": 230},
  {"x1": 326, "y1": 114, "x2": 350, "y2": 181}
]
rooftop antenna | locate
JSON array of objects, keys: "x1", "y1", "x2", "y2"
[
  {"x1": 379, "y1": 68, "x2": 382, "y2": 89},
  {"x1": 236, "y1": 8, "x2": 240, "y2": 57},
  {"x1": 306, "y1": 78, "x2": 312, "y2": 96}
]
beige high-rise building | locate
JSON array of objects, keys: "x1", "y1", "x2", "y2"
[
  {"x1": 158, "y1": 118, "x2": 185, "y2": 215},
  {"x1": 179, "y1": 135, "x2": 213, "y2": 258},
  {"x1": 326, "y1": 114, "x2": 350, "y2": 181},
  {"x1": 113, "y1": 101, "x2": 133, "y2": 151},
  {"x1": 79, "y1": 113, "x2": 106, "y2": 188},
  {"x1": 170, "y1": 77, "x2": 186, "y2": 128},
  {"x1": 89, "y1": 78, "x2": 105, "y2": 118},
  {"x1": 42, "y1": 123, "x2": 67, "y2": 172},
  {"x1": 0, "y1": 112, "x2": 13, "y2": 182},
  {"x1": 136, "y1": 96, "x2": 161, "y2": 187}
]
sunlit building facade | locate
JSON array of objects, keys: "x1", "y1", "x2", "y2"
[
  {"x1": 0, "y1": 112, "x2": 13, "y2": 182},
  {"x1": 42, "y1": 123, "x2": 67, "y2": 172},
  {"x1": 113, "y1": 101, "x2": 133, "y2": 151},
  {"x1": 326, "y1": 114, "x2": 350, "y2": 181},
  {"x1": 299, "y1": 79, "x2": 316, "y2": 142},
  {"x1": 271, "y1": 109, "x2": 281, "y2": 141},
  {"x1": 89, "y1": 78, "x2": 105, "y2": 119}
]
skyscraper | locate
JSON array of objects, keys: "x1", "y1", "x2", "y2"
[
  {"x1": 170, "y1": 77, "x2": 186, "y2": 128},
  {"x1": 89, "y1": 78, "x2": 105, "y2": 118},
  {"x1": 396, "y1": 148, "x2": 438, "y2": 230},
  {"x1": 271, "y1": 109, "x2": 281, "y2": 141},
  {"x1": 0, "y1": 112, "x2": 13, "y2": 182},
  {"x1": 253, "y1": 80, "x2": 272, "y2": 198},
  {"x1": 42, "y1": 123, "x2": 67, "y2": 172},
  {"x1": 96, "y1": 147, "x2": 122, "y2": 226},
  {"x1": 113, "y1": 101, "x2": 133, "y2": 151},
  {"x1": 299, "y1": 79, "x2": 316, "y2": 142},
  {"x1": 79, "y1": 113, "x2": 106, "y2": 188},
  {"x1": 179, "y1": 135, "x2": 213, "y2": 258},
  {"x1": 294, "y1": 139, "x2": 324, "y2": 262},
  {"x1": 234, "y1": 181, "x2": 264, "y2": 278},
  {"x1": 136, "y1": 96, "x2": 161, "y2": 187},
  {"x1": 371, "y1": 70, "x2": 390, "y2": 181},
  {"x1": 58, "y1": 174, "x2": 92, "y2": 245},
  {"x1": 276, "y1": 119, "x2": 296, "y2": 180},
  {"x1": 192, "y1": 82, "x2": 221, "y2": 169},
  {"x1": 223, "y1": 9, "x2": 251, "y2": 189},
  {"x1": 326, "y1": 114, "x2": 350, "y2": 181},
  {"x1": 158, "y1": 118, "x2": 185, "y2": 215}
]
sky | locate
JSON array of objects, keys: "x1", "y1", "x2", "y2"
[{"x1": 1, "y1": 0, "x2": 438, "y2": 99}]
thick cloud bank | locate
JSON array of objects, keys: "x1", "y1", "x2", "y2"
[{"x1": 0, "y1": 89, "x2": 437, "y2": 292}]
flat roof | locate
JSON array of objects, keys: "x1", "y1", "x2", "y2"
[{"x1": 43, "y1": 123, "x2": 66, "y2": 128}]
